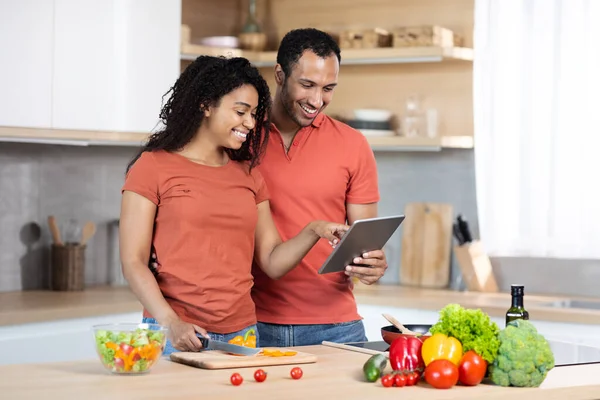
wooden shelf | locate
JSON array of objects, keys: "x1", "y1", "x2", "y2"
[
  {"x1": 180, "y1": 46, "x2": 473, "y2": 67},
  {"x1": 365, "y1": 135, "x2": 474, "y2": 151},
  {"x1": 0, "y1": 126, "x2": 473, "y2": 151},
  {"x1": 0, "y1": 126, "x2": 148, "y2": 147}
]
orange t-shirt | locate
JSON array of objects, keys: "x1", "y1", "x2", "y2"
[
  {"x1": 122, "y1": 150, "x2": 269, "y2": 333},
  {"x1": 252, "y1": 114, "x2": 380, "y2": 324}
]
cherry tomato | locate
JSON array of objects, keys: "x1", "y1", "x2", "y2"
[
  {"x1": 394, "y1": 373, "x2": 406, "y2": 387},
  {"x1": 406, "y1": 371, "x2": 420, "y2": 386},
  {"x1": 114, "y1": 357, "x2": 125, "y2": 371},
  {"x1": 254, "y1": 369, "x2": 267, "y2": 383},
  {"x1": 458, "y1": 350, "x2": 487, "y2": 386},
  {"x1": 230, "y1": 372, "x2": 243, "y2": 386},
  {"x1": 381, "y1": 374, "x2": 394, "y2": 387},
  {"x1": 424, "y1": 359, "x2": 459, "y2": 389},
  {"x1": 290, "y1": 367, "x2": 303, "y2": 380},
  {"x1": 119, "y1": 343, "x2": 133, "y2": 356}
]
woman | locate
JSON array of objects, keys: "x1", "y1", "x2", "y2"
[{"x1": 119, "y1": 55, "x2": 347, "y2": 355}]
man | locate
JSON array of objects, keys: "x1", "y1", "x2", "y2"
[{"x1": 252, "y1": 28, "x2": 388, "y2": 347}]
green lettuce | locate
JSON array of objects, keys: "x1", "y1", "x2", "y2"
[
  {"x1": 430, "y1": 303, "x2": 501, "y2": 363},
  {"x1": 132, "y1": 359, "x2": 149, "y2": 372},
  {"x1": 132, "y1": 329, "x2": 150, "y2": 347},
  {"x1": 148, "y1": 330, "x2": 165, "y2": 343},
  {"x1": 95, "y1": 330, "x2": 110, "y2": 345},
  {"x1": 113, "y1": 332, "x2": 133, "y2": 344}
]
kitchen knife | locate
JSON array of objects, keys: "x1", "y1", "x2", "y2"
[
  {"x1": 452, "y1": 222, "x2": 465, "y2": 245},
  {"x1": 456, "y1": 214, "x2": 473, "y2": 243},
  {"x1": 198, "y1": 336, "x2": 261, "y2": 356}
]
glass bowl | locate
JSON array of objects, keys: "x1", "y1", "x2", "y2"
[{"x1": 92, "y1": 323, "x2": 168, "y2": 374}]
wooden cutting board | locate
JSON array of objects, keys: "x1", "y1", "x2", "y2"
[
  {"x1": 400, "y1": 202, "x2": 454, "y2": 288},
  {"x1": 170, "y1": 349, "x2": 318, "y2": 370}
]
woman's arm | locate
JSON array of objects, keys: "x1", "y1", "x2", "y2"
[
  {"x1": 120, "y1": 191, "x2": 206, "y2": 351},
  {"x1": 253, "y1": 200, "x2": 348, "y2": 279}
]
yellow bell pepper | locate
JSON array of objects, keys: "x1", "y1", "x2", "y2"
[
  {"x1": 228, "y1": 328, "x2": 256, "y2": 348},
  {"x1": 421, "y1": 333, "x2": 463, "y2": 366}
]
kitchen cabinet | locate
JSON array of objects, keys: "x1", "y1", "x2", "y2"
[
  {"x1": 0, "y1": 0, "x2": 54, "y2": 128},
  {"x1": 0, "y1": 0, "x2": 181, "y2": 133},
  {"x1": 52, "y1": 0, "x2": 181, "y2": 132}
]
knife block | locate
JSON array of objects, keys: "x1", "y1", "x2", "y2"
[{"x1": 454, "y1": 241, "x2": 499, "y2": 292}]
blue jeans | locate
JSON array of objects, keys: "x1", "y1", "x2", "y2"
[
  {"x1": 257, "y1": 320, "x2": 367, "y2": 347},
  {"x1": 142, "y1": 317, "x2": 259, "y2": 356}
]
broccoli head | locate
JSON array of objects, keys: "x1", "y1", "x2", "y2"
[{"x1": 489, "y1": 319, "x2": 555, "y2": 387}]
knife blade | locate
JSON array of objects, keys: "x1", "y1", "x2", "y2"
[{"x1": 198, "y1": 336, "x2": 261, "y2": 356}]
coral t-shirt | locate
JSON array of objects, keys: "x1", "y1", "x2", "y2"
[
  {"x1": 252, "y1": 113, "x2": 380, "y2": 325},
  {"x1": 122, "y1": 150, "x2": 269, "y2": 333}
]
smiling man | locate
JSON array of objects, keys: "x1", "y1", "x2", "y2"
[{"x1": 252, "y1": 28, "x2": 388, "y2": 347}]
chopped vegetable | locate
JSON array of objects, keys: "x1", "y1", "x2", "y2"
[
  {"x1": 228, "y1": 328, "x2": 256, "y2": 348},
  {"x1": 95, "y1": 327, "x2": 166, "y2": 374},
  {"x1": 421, "y1": 333, "x2": 463, "y2": 366},
  {"x1": 429, "y1": 304, "x2": 500, "y2": 364},
  {"x1": 261, "y1": 348, "x2": 297, "y2": 357},
  {"x1": 488, "y1": 319, "x2": 555, "y2": 387}
]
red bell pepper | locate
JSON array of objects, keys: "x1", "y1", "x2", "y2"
[{"x1": 389, "y1": 336, "x2": 425, "y2": 375}]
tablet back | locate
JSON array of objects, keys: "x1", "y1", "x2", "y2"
[{"x1": 318, "y1": 215, "x2": 405, "y2": 274}]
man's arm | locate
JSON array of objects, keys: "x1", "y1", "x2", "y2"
[{"x1": 344, "y1": 202, "x2": 388, "y2": 285}]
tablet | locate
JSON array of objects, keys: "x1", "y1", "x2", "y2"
[{"x1": 317, "y1": 215, "x2": 405, "y2": 274}]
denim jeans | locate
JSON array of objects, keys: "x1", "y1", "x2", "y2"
[
  {"x1": 142, "y1": 317, "x2": 259, "y2": 356},
  {"x1": 257, "y1": 320, "x2": 367, "y2": 347}
]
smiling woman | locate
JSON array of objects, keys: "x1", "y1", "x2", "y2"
[
  {"x1": 118, "y1": 55, "x2": 349, "y2": 357},
  {"x1": 129, "y1": 55, "x2": 270, "y2": 169}
]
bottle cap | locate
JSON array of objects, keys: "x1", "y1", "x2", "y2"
[{"x1": 511, "y1": 284, "x2": 525, "y2": 296}]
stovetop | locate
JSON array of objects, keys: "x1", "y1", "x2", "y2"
[{"x1": 344, "y1": 340, "x2": 600, "y2": 367}]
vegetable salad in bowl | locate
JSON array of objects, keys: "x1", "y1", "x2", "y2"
[{"x1": 93, "y1": 323, "x2": 168, "y2": 374}]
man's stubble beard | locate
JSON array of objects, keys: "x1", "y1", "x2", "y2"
[{"x1": 281, "y1": 80, "x2": 312, "y2": 128}]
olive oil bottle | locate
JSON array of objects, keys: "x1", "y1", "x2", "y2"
[{"x1": 506, "y1": 284, "x2": 530, "y2": 326}]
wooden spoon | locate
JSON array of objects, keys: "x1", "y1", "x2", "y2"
[
  {"x1": 47, "y1": 216, "x2": 63, "y2": 246},
  {"x1": 80, "y1": 221, "x2": 97, "y2": 246},
  {"x1": 382, "y1": 313, "x2": 419, "y2": 336}
]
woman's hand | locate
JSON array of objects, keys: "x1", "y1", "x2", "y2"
[
  {"x1": 166, "y1": 317, "x2": 209, "y2": 352},
  {"x1": 310, "y1": 221, "x2": 350, "y2": 247}
]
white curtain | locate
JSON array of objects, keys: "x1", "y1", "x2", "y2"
[{"x1": 474, "y1": 0, "x2": 600, "y2": 259}]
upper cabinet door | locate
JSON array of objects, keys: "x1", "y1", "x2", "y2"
[
  {"x1": 52, "y1": 0, "x2": 181, "y2": 132},
  {"x1": 52, "y1": 0, "x2": 119, "y2": 132},
  {"x1": 112, "y1": 0, "x2": 182, "y2": 133},
  {"x1": 0, "y1": 0, "x2": 54, "y2": 128}
]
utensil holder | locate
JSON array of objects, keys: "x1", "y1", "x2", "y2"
[{"x1": 50, "y1": 244, "x2": 86, "y2": 291}]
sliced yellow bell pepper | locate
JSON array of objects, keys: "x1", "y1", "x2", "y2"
[
  {"x1": 228, "y1": 328, "x2": 256, "y2": 348},
  {"x1": 421, "y1": 333, "x2": 463, "y2": 366}
]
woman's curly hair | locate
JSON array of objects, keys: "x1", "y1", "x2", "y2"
[{"x1": 127, "y1": 55, "x2": 271, "y2": 172}]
